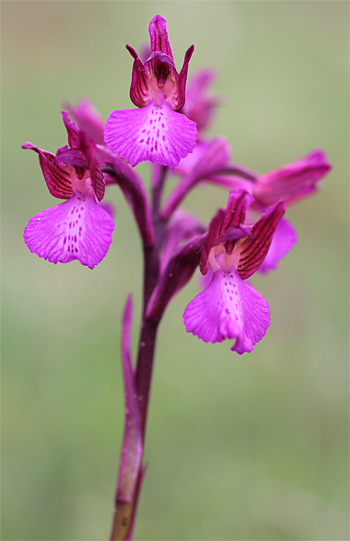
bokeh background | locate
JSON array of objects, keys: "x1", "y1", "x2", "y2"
[{"x1": 2, "y1": 2, "x2": 348, "y2": 540}]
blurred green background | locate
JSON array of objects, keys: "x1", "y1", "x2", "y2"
[{"x1": 2, "y1": 2, "x2": 348, "y2": 540}]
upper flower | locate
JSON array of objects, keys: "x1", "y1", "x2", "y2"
[
  {"x1": 23, "y1": 112, "x2": 115, "y2": 269},
  {"x1": 127, "y1": 15, "x2": 194, "y2": 112},
  {"x1": 104, "y1": 15, "x2": 197, "y2": 169}
]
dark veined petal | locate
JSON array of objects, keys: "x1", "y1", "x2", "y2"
[
  {"x1": 78, "y1": 130, "x2": 105, "y2": 201},
  {"x1": 172, "y1": 45, "x2": 194, "y2": 110},
  {"x1": 126, "y1": 45, "x2": 151, "y2": 108},
  {"x1": 237, "y1": 202, "x2": 285, "y2": 280},
  {"x1": 199, "y1": 208, "x2": 225, "y2": 275},
  {"x1": 23, "y1": 192, "x2": 114, "y2": 269},
  {"x1": 199, "y1": 189, "x2": 253, "y2": 275},
  {"x1": 221, "y1": 189, "x2": 254, "y2": 232},
  {"x1": 258, "y1": 218, "x2": 297, "y2": 274},
  {"x1": 22, "y1": 142, "x2": 73, "y2": 199},
  {"x1": 149, "y1": 15, "x2": 174, "y2": 59},
  {"x1": 104, "y1": 101, "x2": 197, "y2": 169}
]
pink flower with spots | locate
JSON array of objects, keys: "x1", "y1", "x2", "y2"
[
  {"x1": 183, "y1": 189, "x2": 285, "y2": 354},
  {"x1": 23, "y1": 112, "x2": 115, "y2": 269},
  {"x1": 104, "y1": 15, "x2": 197, "y2": 168}
]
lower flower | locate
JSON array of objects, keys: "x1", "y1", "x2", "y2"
[{"x1": 183, "y1": 189, "x2": 285, "y2": 354}]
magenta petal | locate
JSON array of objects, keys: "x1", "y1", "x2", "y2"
[
  {"x1": 64, "y1": 99, "x2": 105, "y2": 146},
  {"x1": 22, "y1": 142, "x2": 73, "y2": 199},
  {"x1": 117, "y1": 295, "x2": 143, "y2": 503},
  {"x1": 183, "y1": 268, "x2": 270, "y2": 354},
  {"x1": 61, "y1": 111, "x2": 80, "y2": 149},
  {"x1": 173, "y1": 44, "x2": 194, "y2": 110},
  {"x1": 126, "y1": 45, "x2": 150, "y2": 108},
  {"x1": 77, "y1": 130, "x2": 105, "y2": 201},
  {"x1": 253, "y1": 149, "x2": 332, "y2": 208},
  {"x1": 258, "y1": 218, "x2": 297, "y2": 274},
  {"x1": 104, "y1": 101, "x2": 197, "y2": 168},
  {"x1": 161, "y1": 137, "x2": 230, "y2": 219},
  {"x1": 183, "y1": 68, "x2": 219, "y2": 131},
  {"x1": 23, "y1": 193, "x2": 114, "y2": 269},
  {"x1": 199, "y1": 189, "x2": 253, "y2": 275},
  {"x1": 149, "y1": 15, "x2": 174, "y2": 59},
  {"x1": 231, "y1": 274, "x2": 270, "y2": 354},
  {"x1": 183, "y1": 268, "x2": 244, "y2": 344},
  {"x1": 238, "y1": 202, "x2": 285, "y2": 280},
  {"x1": 174, "y1": 141, "x2": 210, "y2": 176}
]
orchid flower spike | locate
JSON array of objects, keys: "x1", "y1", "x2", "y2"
[
  {"x1": 104, "y1": 15, "x2": 197, "y2": 169},
  {"x1": 23, "y1": 112, "x2": 115, "y2": 269},
  {"x1": 183, "y1": 189, "x2": 285, "y2": 354}
]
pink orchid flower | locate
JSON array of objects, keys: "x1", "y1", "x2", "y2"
[{"x1": 104, "y1": 15, "x2": 197, "y2": 168}]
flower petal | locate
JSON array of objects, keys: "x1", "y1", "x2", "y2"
[
  {"x1": 183, "y1": 67, "x2": 219, "y2": 130},
  {"x1": 104, "y1": 101, "x2": 197, "y2": 168},
  {"x1": 258, "y1": 218, "x2": 297, "y2": 274},
  {"x1": 23, "y1": 192, "x2": 114, "y2": 269},
  {"x1": 61, "y1": 111, "x2": 80, "y2": 149},
  {"x1": 77, "y1": 130, "x2": 105, "y2": 201},
  {"x1": 173, "y1": 44, "x2": 194, "y2": 110},
  {"x1": 230, "y1": 274, "x2": 270, "y2": 354},
  {"x1": 22, "y1": 142, "x2": 73, "y2": 199},
  {"x1": 161, "y1": 137, "x2": 230, "y2": 219},
  {"x1": 253, "y1": 149, "x2": 332, "y2": 208},
  {"x1": 183, "y1": 268, "x2": 270, "y2": 354},
  {"x1": 126, "y1": 45, "x2": 150, "y2": 108},
  {"x1": 64, "y1": 99, "x2": 105, "y2": 146},
  {"x1": 199, "y1": 189, "x2": 253, "y2": 275},
  {"x1": 183, "y1": 268, "x2": 244, "y2": 343},
  {"x1": 149, "y1": 15, "x2": 174, "y2": 59},
  {"x1": 237, "y1": 202, "x2": 285, "y2": 280}
]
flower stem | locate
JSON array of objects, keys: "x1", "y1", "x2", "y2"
[{"x1": 109, "y1": 166, "x2": 168, "y2": 540}]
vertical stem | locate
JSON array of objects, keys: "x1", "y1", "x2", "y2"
[
  {"x1": 109, "y1": 165, "x2": 169, "y2": 540},
  {"x1": 134, "y1": 319, "x2": 158, "y2": 440},
  {"x1": 135, "y1": 164, "x2": 168, "y2": 438}
]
